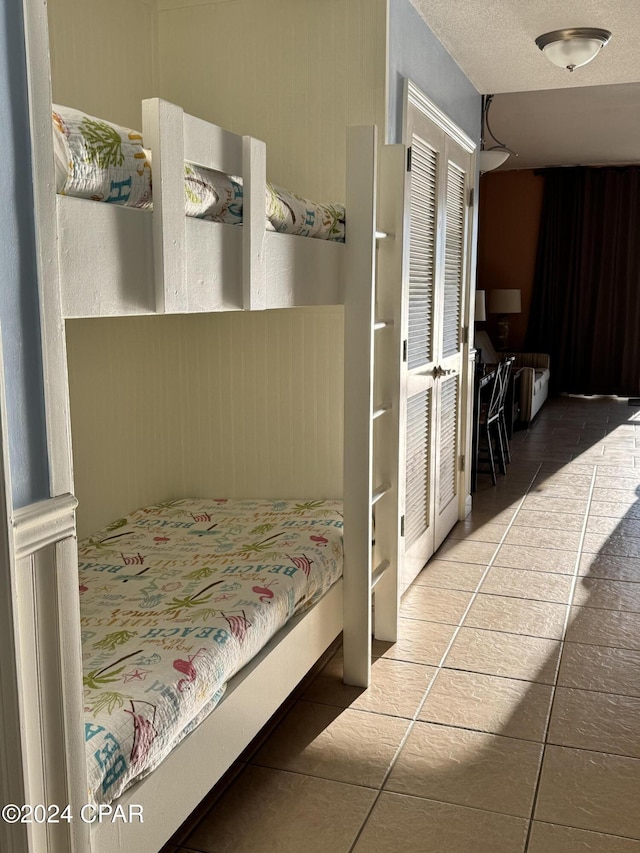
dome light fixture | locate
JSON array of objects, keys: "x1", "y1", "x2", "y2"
[
  {"x1": 478, "y1": 94, "x2": 517, "y2": 174},
  {"x1": 535, "y1": 28, "x2": 612, "y2": 72}
]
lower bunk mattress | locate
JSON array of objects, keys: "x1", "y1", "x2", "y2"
[{"x1": 78, "y1": 497, "x2": 343, "y2": 805}]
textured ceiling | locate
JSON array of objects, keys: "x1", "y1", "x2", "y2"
[
  {"x1": 410, "y1": 0, "x2": 640, "y2": 167},
  {"x1": 410, "y1": 0, "x2": 640, "y2": 93}
]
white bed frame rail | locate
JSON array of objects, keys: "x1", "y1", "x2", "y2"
[
  {"x1": 142, "y1": 98, "x2": 267, "y2": 313},
  {"x1": 58, "y1": 99, "x2": 345, "y2": 319}
]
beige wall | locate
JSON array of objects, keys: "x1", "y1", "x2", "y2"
[
  {"x1": 51, "y1": 0, "x2": 387, "y2": 538},
  {"x1": 66, "y1": 309, "x2": 344, "y2": 539},
  {"x1": 477, "y1": 170, "x2": 545, "y2": 351},
  {"x1": 156, "y1": 0, "x2": 388, "y2": 202},
  {"x1": 48, "y1": 0, "x2": 158, "y2": 129}
]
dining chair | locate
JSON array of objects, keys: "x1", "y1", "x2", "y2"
[{"x1": 479, "y1": 356, "x2": 514, "y2": 485}]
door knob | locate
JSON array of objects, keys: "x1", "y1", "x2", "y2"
[{"x1": 433, "y1": 366, "x2": 456, "y2": 378}]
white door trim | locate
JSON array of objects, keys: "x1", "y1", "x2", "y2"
[{"x1": 405, "y1": 79, "x2": 476, "y2": 154}]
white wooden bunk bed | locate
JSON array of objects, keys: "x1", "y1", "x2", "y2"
[{"x1": 14, "y1": 94, "x2": 406, "y2": 853}]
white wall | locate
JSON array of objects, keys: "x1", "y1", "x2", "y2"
[
  {"x1": 157, "y1": 0, "x2": 387, "y2": 202},
  {"x1": 66, "y1": 308, "x2": 344, "y2": 539},
  {"x1": 48, "y1": 0, "x2": 158, "y2": 129}
]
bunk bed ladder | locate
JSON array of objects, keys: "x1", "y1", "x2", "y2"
[
  {"x1": 343, "y1": 130, "x2": 405, "y2": 688},
  {"x1": 373, "y1": 143, "x2": 408, "y2": 643}
]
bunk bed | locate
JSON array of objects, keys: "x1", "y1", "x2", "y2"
[{"x1": 36, "y1": 97, "x2": 405, "y2": 853}]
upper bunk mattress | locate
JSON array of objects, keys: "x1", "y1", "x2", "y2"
[
  {"x1": 53, "y1": 105, "x2": 345, "y2": 242},
  {"x1": 79, "y1": 497, "x2": 343, "y2": 805}
]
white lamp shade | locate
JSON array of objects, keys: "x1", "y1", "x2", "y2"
[
  {"x1": 542, "y1": 37, "x2": 604, "y2": 69},
  {"x1": 474, "y1": 290, "x2": 486, "y2": 322},
  {"x1": 479, "y1": 148, "x2": 510, "y2": 173},
  {"x1": 488, "y1": 288, "x2": 521, "y2": 314}
]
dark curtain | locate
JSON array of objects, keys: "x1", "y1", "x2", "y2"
[{"x1": 526, "y1": 166, "x2": 640, "y2": 396}]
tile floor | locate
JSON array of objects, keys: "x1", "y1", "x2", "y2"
[{"x1": 163, "y1": 396, "x2": 640, "y2": 852}]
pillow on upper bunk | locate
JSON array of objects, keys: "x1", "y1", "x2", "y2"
[
  {"x1": 267, "y1": 184, "x2": 346, "y2": 243},
  {"x1": 182, "y1": 163, "x2": 243, "y2": 224},
  {"x1": 52, "y1": 105, "x2": 345, "y2": 241},
  {"x1": 53, "y1": 105, "x2": 153, "y2": 207}
]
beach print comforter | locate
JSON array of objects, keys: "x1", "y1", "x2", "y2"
[
  {"x1": 79, "y1": 498, "x2": 343, "y2": 805},
  {"x1": 53, "y1": 105, "x2": 345, "y2": 242}
]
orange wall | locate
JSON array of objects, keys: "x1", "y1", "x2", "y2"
[{"x1": 477, "y1": 170, "x2": 545, "y2": 351}]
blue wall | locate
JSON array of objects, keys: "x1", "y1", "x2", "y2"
[
  {"x1": 0, "y1": 0, "x2": 50, "y2": 506},
  {"x1": 388, "y1": 0, "x2": 481, "y2": 144}
]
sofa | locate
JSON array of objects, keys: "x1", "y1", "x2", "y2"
[{"x1": 475, "y1": 330, "x2": 551, "y2": 425}]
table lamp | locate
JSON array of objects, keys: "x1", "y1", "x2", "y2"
[{"x1": 488, "y1": 289, "x2": 521, "y2": 350}]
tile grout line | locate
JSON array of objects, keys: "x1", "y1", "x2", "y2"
[
  {"x1": 347, "y1": 463, "x2": 544, "y2": 853},
  {"x1": 522, "y1": 463, "x2": 598, "y2": 853}
]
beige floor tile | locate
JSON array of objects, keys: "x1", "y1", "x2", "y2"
[
  {"x1": 445, "y1": 627, "x2": 562, "y2": 684},
  {"x1": 517, "y1": 451, "x2": 575, "y2": 463},
  {"x1": 464, "y1": 594, "x2": 567, "y2": 639},
  {"x1": 385, "y1": 722, "x2": 542, "y2": 817},
  {"x1": 589, "y1": 499, "x2": 640, "y2": 518},
  {"x1": 168, "y1": 762, "x2": 247, "y2": 845},
  {"x1": 558, "y1": 643, "x2": 640, "y2": 697},
  {"x1": 596, "y1": 466, "x2": 639, "y2": 478},
  {"x1": 371, "y1": 618, "x2": 456, "y2": 665},
  {"x1": 302, "y1": 650, "x2": 436, "y2": 718},
  {"x1": 493, "y1": 544, "x2": 576, "y2": 574},
  {"x1": 352, "y1": 792, "x2": 528, "y2": 853},
  {"x1": 514, "y1": 510, "x2": 584, "y2": 531},
  {"x1": 528, "y1": 822, "x2": 640, "y2": 852},
  {"x1": 184, "y1": 766, "x2": 376, "y2": 853},
  {"x1": 503, "y1": 525, "x2": 582, "y2": 551},
  {"x1": 535, "y1": 745, "x2": 640, "y2": 839},
  {"x1": 594, "y1": 487, "x2": 640, "y2": 504},
  {"x1": 549, "y1": 687, "x2": 640, "y2": 760},
  {"x1": 535, "y1": 472, "x2": 593, "y2": 487},
  {"x1": 567, "y1": 606, "x2": 640, "y2": 650},
  {"x1": 583, "y1": 532, "x2": 640, "y2": 559},
  {"x1": 433, "y1": 538, "x2": 497, "y2": 565},
  {"x1": 596, "y1": 476, "x2": 640, "y2": 492},
  {"x1": 481, "y1": 566, "x2": 574, "y2": 604},
  {"x1": 466, "y1": 507, "x2": 519, "y2": 524},
  {"x1": 252, "y1": 701, "x2": 410, "y2": 787},
  {"x1": 572, "y1": 577, "x2": 640, "y2": 612},
  {"x1": 547, "y1": 462, "x2": 597, "y2": 475},
  {"x1": 400, "y1": 585, "x2": 473, "y2": 624},
  {"x1": 523, "y1": 496, "x2": 589, "y2": 515},
  {"x1": 586, "y1": 516, "x2": 640, "y2": 537},
  {"x1": 579, "y1": 552, "x2": 640, "y2": 582},
  {"x1": 528, "y1": 482, "x2": 592, "y2": 498},
  {"x1": 448, "y1": 521, "x2": 509, "y2": 543},
  {"x1": 417, "y1": 669, "x2": 553, "y2": 742},
  {"x1": 412, "y1": 560, "x2": 486, "y2": 592}
]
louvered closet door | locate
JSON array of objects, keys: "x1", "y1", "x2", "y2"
[
  {"x1": 433, "y1": 139, "x2": 471, "y2": 550},
  {"x1": 402, "y1": 102, "x2": 473, "y2": 590},
  {"x1": 402, "y1": 112, "x2": 441, "y2": 589}
]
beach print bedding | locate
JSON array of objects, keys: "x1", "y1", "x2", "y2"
[
  {"x1": 79, "y1": 497, "x2": 343, "y2": 805},
  {"x1": 53, "y1": 105, "x2": 345, "y2": 241}
]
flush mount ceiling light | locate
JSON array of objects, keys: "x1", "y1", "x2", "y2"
[
  {"x1": 535, "y1": 28, "x2": 612, "y2": 72},
  {"x1": 479, "y1": 94, "x2": 517, "y2": 174}
]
